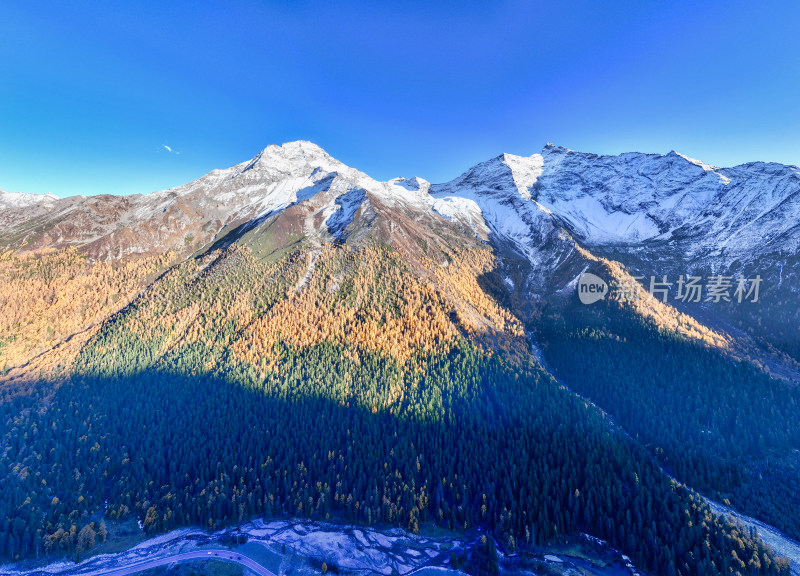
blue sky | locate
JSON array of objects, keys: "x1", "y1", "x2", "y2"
[{"x1": 1, "y1": 1, "x2": 799, "y2": 197}]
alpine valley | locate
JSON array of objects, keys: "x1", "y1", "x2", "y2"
[{"x1": 1, "y1": 141, "x2": 799, "y2": 576}]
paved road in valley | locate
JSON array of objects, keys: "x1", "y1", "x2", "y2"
[{"x1": 91, "y1": 549, "x2": 276, "y2": 576}]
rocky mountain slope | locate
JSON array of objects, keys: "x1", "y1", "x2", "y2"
[
  {"x1": 2, "y1": 140, "x2": 798, "y2": 415},
  {"x1": 4, "y1": 141, "x2": 797, "y2": 312},
  {"x1": 0, "y1": 188, "x2": 58, "y2": 213},
  {"x1": 1, "y1": 142, "x2": 799, "y2": 576},
  {"x1": 5, "y1": 139, "x2": 796, "y2": 302}
]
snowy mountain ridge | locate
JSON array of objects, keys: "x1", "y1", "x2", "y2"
[
  {"x1": 0, "y1": 188, "x2": 58, "y2": 210},
  {"x1": 1, "y1": 141, "x2": 798, "y2": 270},
  {"x1": 428, "y1": 143, "x2": 800, "y2": 268}
]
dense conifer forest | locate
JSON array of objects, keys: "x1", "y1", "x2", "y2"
[
  {"x1": 538, "y1": 299, "x2": 800, "y2": 540},
  {"x1": 0, "y1": 244, "x2": 792, "y2": 576}
]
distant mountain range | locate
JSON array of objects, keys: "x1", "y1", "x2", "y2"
[{"x1": 1, "y1": 142, "x2": 798, "y2": 576}]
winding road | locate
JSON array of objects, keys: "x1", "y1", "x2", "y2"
[{"x1": 92, "y1": 549, "x2": 276, "y2": 576}]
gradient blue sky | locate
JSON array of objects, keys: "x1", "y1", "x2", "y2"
[{"x1": 2, "y1": 1, "x2": 799, "y2": 197}]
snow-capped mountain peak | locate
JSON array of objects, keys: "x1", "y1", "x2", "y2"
[
  {"x1": 433, "y1": 152, "x2": 542, "y2": 202},
  {"x1": 502, "y1": 153, "x2": 544, "y2": 200},
  {"x1": 667, "y1": 151, "x2": 731, "y2": 185},
  {"x1": 2, "y1": 141, "x2": 798, "y2": 273},
  {"x1": 388, "y1": 176, "x2": 430, "y2": 193},
  {"x1": 249, "y1": 140, "x2": 338, "y2": 173},
  {"x1": 0, "y1": 188, "x2": 58, "y2": 210}
]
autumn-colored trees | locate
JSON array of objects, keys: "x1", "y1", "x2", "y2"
[
  {"x1": 0, "y1": 248, "x2": 170, "y2": 372},
  {"x1": 0, "y1": 240, "x2": 791, "y2": 576}
]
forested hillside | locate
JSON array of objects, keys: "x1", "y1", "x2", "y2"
[
  {"x1": 0, "y1": 240, "x2": 791, "y2": 576},
  {"x1": 538, "y1": 294, "x2": 800, "y2": 540},
  {"x1": 1, "y1": 142, "x2": 798, "y2": 576},
  {"x1": 0, "y1": 249, "x2": 170, "y2": 372}
]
